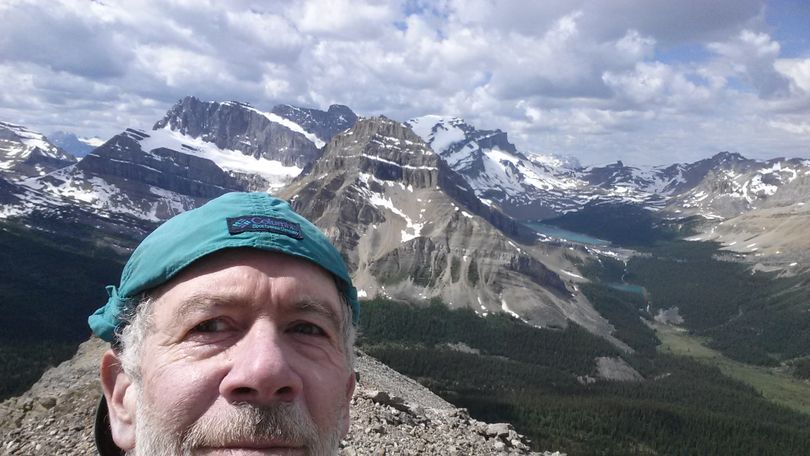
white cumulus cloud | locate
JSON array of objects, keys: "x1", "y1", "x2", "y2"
[{"x1": 0, "y1": 0, "x2": 807, "y2": 166}]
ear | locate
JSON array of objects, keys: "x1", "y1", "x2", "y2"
[
  {"x1": 100, "y1": 349, "x2": 137, "y2": 451},
  {"x1": 341, "y1": 370, "x2": 356, "y2": 436}
]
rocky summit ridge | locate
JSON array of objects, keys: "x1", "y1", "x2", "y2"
[{"x1": 0, "y1": 338, "x2": 556, "y2": 456}]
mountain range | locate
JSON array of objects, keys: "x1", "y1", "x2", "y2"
[
  {"x1": 2, "y1": 96, "x2": 809, "y2": 454},
  {"x1": 1, "y1": 96, "x2": 809, "y2": 338}
]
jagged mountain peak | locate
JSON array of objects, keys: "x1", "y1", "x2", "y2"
[
  {"x1": 408, "y1": 115, "x2": 520, "y2": 159},
  {"x1": 271, "y1": 103, "x2": 358, "y2": 144},
  {"x1": 711, "y1": 151, "x2": 747, "y2": 163},
  {"x1": 152, "y1": 97, "x2": 324, "y2": 173},
  {"x1": 154, "y1": 96, "x2": 359, "y2": 160}
]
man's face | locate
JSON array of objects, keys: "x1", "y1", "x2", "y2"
[{"x1": 102, "y1": 249, "x2": 355, "y2": 455}]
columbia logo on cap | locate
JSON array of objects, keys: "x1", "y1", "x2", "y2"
[{"x1": 227, "y1": 215, "x2": 304, "y2": 240}]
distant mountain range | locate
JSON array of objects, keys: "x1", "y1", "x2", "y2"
[
  {"x1": 1, "y1": 95, "x2": 808, "y2": 342},
  {"x1": 48, "y1": 131, "x2": 104, "y2": 158}
]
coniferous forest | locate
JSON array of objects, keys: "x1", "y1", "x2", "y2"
[{"x1": 359, "y1": 299, "x2": 810, "y2": 455}]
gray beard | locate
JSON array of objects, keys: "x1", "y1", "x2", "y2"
[{"x1": 127, "y1": 389, "x2": 342, "y2": 456}]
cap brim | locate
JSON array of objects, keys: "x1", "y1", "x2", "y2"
[{"x1": 94, "y1": 395, "x2": 125, "y2": 456}]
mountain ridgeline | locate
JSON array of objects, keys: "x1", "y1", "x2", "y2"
[{"x1": 1, "y1": 96, "x2": 809, "y2": 454}]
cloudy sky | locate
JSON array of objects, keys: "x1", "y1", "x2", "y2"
[{"x1": 1, "y1": 0, "x2": 808, "y2": 166}]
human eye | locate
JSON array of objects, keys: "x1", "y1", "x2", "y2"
[
  {"x1": 190, "y1": 318, "x2": 230, "y2": 334},
  {"x1": 290, "y1": 322, "x2": 326, "y2": 337}
]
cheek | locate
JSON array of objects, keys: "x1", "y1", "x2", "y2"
[
  {"x1": 141, "y1": 358, "x2": 223, "y2": 428},
  {"x1": 299, "y1": 360, "x2": 353, "y2": 423}
]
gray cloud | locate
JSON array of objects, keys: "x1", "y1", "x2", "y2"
[
  {"x1": 0, "y1": 1, "x2": 131, "y2": 78},
  {"x1": 580, "y1": 0, "x2": 764, "y2": 44}
]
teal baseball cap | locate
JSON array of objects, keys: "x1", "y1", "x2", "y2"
[{"x1": 88, "y1": 192, "x2": 359, "y2": 342}]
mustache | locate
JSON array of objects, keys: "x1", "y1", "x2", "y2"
[{"x1": 181, "y1": 402, "x2": 319, "y2": 451}]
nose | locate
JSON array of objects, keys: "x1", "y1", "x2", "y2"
[{"x1": 219, "y1": 322, "x2": 303, "y2": 405}]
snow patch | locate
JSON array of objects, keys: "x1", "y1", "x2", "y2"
[
  {"x1": 239, "y1": 105, "x2": 325, "y2": 148},
  {"x1": 561, "y1": 270, "x2": 584, "y2": 279},
  {"x1": 367, "y1": 193, "x2": 424, "y2": 242},
  {"x1": 501, "y1": 300, "x2": 522, "y2": 320},
  {"x1": 144, "y1": 127, "x2": 301, "y2": 189}
]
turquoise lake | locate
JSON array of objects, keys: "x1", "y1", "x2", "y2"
[
  {"x1": 607, "y1": 282, "x2": 646, "y2": 296},
  {"x1": 524, "y1": 222, "x2": 611, "y2": 247}
]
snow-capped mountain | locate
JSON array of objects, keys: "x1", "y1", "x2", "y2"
[
  {"x1": 18, "y1": 128, "x2": 244, "y2": 221},
  {"x1": 154, "y1": 96, "x2": 356, "y2": 168},
  {"x1": 406, "y1": 115, "x2": 706, "y2": 220},
  {"x1": 48, "y1": 131, "x2": 105, "y2": 158},
  {"x1": 406, "y1": 115, "x2": 718, "y2": 220},
  {"x1": 408, "y1": 116, "x2": 591, "y2": 220},
  {"x1": 407, "y1": 116, "x2": 810, "y2": 227},
  {"x1": 0, "y1": 122, "x2": 76, "y2": 180},
  {"x1": 0, "y1": 108, "x2": 625, "y2": 347},
  {"x1": 0, "y1": 98, "x2": 358, "y2": 239},
  {"x1": 404, "y1": 114, "x2": 810, "y2": 271},
  {"x1": 666, "y1": 155, "x2": 810, "y2": 267},
  {"x1": 2, "y1": 96, "x2": 809, "y2": 337},
  {"x1": 668, "y1": 153, "x2": 810, "y2": 218}
]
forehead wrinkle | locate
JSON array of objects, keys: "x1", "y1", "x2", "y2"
[{"x1": 167, "y1": 290, "x2": 343, "y2": 327}]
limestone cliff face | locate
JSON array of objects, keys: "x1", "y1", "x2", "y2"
[
  {"x1": 283, "y1": 117, "x2": 621, "y2": 343},
  {"x1": 154, "y1": 96, "x2": 357, "y2": 168},
  {"x1": 78, "y1": 129, "x2": 243, "y2": 200},
  {"x1": 308, "y1": 115, "x2": 441, "y2": 190},
  {"x1": 0, "y1": 338, "x2": 547, "y2": 456}
]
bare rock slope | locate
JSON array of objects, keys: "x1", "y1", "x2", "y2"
[{"x1": 0, "y1": 339, "x2": 552, "y2": 455}]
